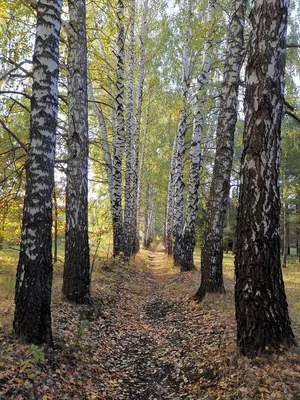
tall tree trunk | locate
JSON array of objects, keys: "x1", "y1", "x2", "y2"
[
  {"x1": 124, "y1": 0, "x2": 136, "y2": 258},
  {"x1": 0, "y1": 202, "x2": 8, "y2": 250},
  {"x1": 88, "y1": 85, "x2": 113, "y2": 197},
  {"x1": 13, "y1": 0, "x2": 62, "y2": 345},
  {"x1": 165, "y1": 134, "x2": 178, "y2": 255},
  {"x1": 235, "y1": 0, "x2": 296, "y2": 357},
  {"x1": 63, "y1": 0, "x2": 91, "y2": 304},
  {"x1": 195, "y1": 0, "x2": 245, "y2": 301},
  {"x1": 180, "y1": 0, "x2": 215, "y2": 271},
  {"x1": 53, "y1": 189, "x2": 58, "y2": 264},
  {"x1": 297, "y1": 203, "x2": 300, "y2": 262},
  {"x1": 173, "y1": 2, "x2": 191, "y2": 266},
  {"x1": 112, "y1": 0, "x2": 126, "y2": 257},
  {"x1": 137, "y1": 96, "x2": 151, "y2": 249},
  {"x1": 282, "y1": 200, "x2": 288, "y2": 268},
  {"x1": 131, "y1": 0, "x2": 149, "y2": 254},
  {"x1": 143, "y1": 184, "x2": 155, "y2": 248}
]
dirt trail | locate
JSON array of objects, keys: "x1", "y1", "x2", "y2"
[{"x1": 89, "y1": 247, "x2": 219, "y2": 400}]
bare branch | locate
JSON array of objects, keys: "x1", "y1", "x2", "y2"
[
  {"x1": 0, "y1": 90, "x2": 31, "y2": 100},
  {"x1": 285, "y1": 110, "x2": 300, "y2": 124},
  {"x1": 9, "y1": 97, "x2": 30, "y2": 113},
  {"x1": 284, "y1": 99, "x2": 295, "y2": 111},
  {"x1": 287, "y1": 43, "x2": 300, "y2": 48},
  {"x1": 0, "y1": 120, "x2": 28, "y2": 152}
]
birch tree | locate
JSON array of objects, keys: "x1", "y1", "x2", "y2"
[
  {"x1": 13, "y1": 0, "x2": 62, "y2": 345},
  {"x1": 194, "y1": 0, "x2": 245, "y2": 300},
  {"x1": 131, "y1": 0, "x2": 149, "y2": 254},
  {"x1": 165, "y1": 135, "x2": 177, "y2": 255},
  {"x1": 124, "y1": 0, "x2": 136, "y2": 257},
  {"x1": 62, "y1": 0, "x2": 91, "y2": 304},
  {"x1": 172, "y1": 1, "x2": 192, "y2": 266},
  {"x1": 180, "y1": 0, "x2": 215, "y2": 271},
  {"x1": 112, "y1": 0, "x2": 126, "y2": 257},
  {"x1": 235, "y1": 0, "x2": 296, "y2": 356}
]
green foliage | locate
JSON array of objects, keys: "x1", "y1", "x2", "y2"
[
  {"x1": 75, "y1": 319, "x2": 89, "y2": 345},
  {"x1": 20, "y1": 344, "x2": 45, "y2": 374}
]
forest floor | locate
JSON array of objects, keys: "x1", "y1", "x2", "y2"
[{"x1": 0, "y1": 244, "x2": 300, "y2": 399}]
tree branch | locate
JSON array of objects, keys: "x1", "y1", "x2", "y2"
[
  {"x1": 0, "y1": 120, "x2": 28, "y2": 152},
  {"x1": 0, "y1": 91, "x2": 31, "y2": 100},
  {"x1": 287, "y1": 43, "x2": 300, "y2": 48},
  {"x1": 284, "y1": 99, "x2": 295, "y2": 111},
  {"x1": 285, "y1": 110, "x2": 300, "y2": 124},
  {"x1": 9, "y1": 97, "x2": 30, "y2": 113}
]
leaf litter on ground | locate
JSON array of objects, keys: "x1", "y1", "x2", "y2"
[{"x1": 0, "y1": 245, "x2": 300, "y2": 399}]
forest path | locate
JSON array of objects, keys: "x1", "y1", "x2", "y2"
[{"x1": 84, "y1": 245, "x2": 231, "y2": 399}]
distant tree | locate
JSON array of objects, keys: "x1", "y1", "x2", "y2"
[
  {"x1": 235, "y1": 0, "x2": 297, "y2": 356},
  {"x1": 165, "y1": 135, "x2": 177, "y2": 255},
  {"x1": 13, "y1": 0, "x2": 62, "y2": 345}
]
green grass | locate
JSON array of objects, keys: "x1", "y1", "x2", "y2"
[{"x1": 0, "y1": 249, "x2": 19, "y2": 329}]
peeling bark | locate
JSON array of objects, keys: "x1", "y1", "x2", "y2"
[
  {"x1": 14, "y1": 0, "x2": 62, "y2": 345},
  {"x1": 235, "y1": 0, "x2": 296, "y2": 356}
]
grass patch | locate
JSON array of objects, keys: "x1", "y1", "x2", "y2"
[{"x1": 0, "y1": 249, "x2": 19, "y2": 330}]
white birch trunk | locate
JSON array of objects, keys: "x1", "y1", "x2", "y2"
[
  {"x1": 63, "y1": 0, "x2": 91, "y2": 304},
  {"x1": 143, "y1": 183, "x2": 155, "y2": 248},
  {"x1": 137, "y1": 97, "x2": 151, "y2": 248},
  {"x1": 172, "y1": 1, "x2": 191, "y2": 266},
  {"x1": 88, "y1": 85, "x2": 114, "y2": 196},
  {"x1": 195, "y1": 0, "x2": 245, "y2": 301},
  {"x1": 165, "y1": 134, "x2": 178, "y2": 255},
  {"x1": 14, "y1": 0, "x2": 62, "y2": 345},
  {"x1": 124, "y1": 0, "x2": 136, "y2": 257},
  {"x1": 131, "y1": 0, "x2": 149, "y2": 254},
  {"x1": 112, "y1": 0, "x2": 126, "y2": 256},
  {"x1": 181, "y1": 0, "x2": 215, "y2": 271},
  {"x1": 235, "y1": 0, "x2": 296, "y2": 356}
]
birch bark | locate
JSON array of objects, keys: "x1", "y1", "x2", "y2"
[
  {"x1": 124, "y1": 0, "x2": 136, "y2": 257},
  {"x1": 235, "y1": 0, "x2": 296, "y2": 356},
  {"x1": 63, "y1": 0, "x2": 91, "y2": 304},
  {"x1": 165, "y1": 134, "x2": 177, "y2": 255},
  {"x1": 13, "y1": 0, "x2": 62, "y2": 345},
  {"x1": 131, "y1": 0, "x2": 149, "y2": 254},
  {"x1": 180, "y1": 0, "x2": 215, "y2": 271},
  {"x1": 88, "y1": 85, "x2": 113, "y2": 197},
  {"x1": 172, "y1": 1, "x2": 191, "y2": 265},
  {"x1": 138, "y1": 97, "x2": 151, "y2": 247},
  {"x1": 195, "y1": 0, "x2": 245, "y2": 301},
  {"x1": 112, "y1": 0, "x2": 126, "y2": 257}
]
